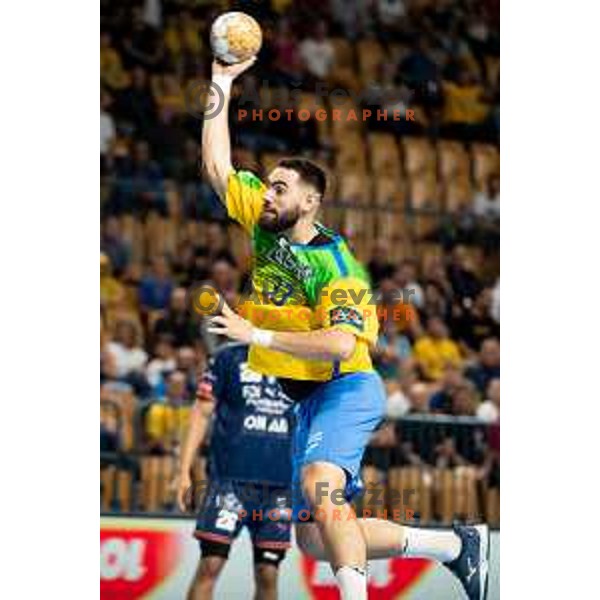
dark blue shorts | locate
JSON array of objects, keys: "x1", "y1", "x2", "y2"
[
  {"x1": 194, "y1": 479, "x2": 292, "y2": 550},
  {"x1": 291, "y1": 371, "x2": 386, "y2": 522}
]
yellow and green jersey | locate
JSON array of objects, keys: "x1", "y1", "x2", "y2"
[{"x1": 226, "y1": 170, "x2": 378, "y2": 381}]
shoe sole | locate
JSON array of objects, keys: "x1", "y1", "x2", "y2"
[{"x1": 473, "y1": 524, "x2": 490, "y2": 600}]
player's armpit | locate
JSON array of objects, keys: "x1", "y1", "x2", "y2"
[{"x1": 226, "y1": 170, "x2": 266, "y2": 232}]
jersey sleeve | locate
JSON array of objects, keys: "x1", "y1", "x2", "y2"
[
  {"x1": 226, "y1": 170, "x2": 266, "y2": 232},
  {"x1": 317, "y1": 277, "x2": 378, "y2": 345}
]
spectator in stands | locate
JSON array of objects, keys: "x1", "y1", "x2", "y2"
[
  {"x1": 101, "y1": 89, "x2": 116, "y2": 172},
  {"x1": 429, "y1": 364, "x2": 464, "y2": 414},
  {"x1": 121, "y1": 5, "x2": 164, "y2": 72},
  {"x1": 152, "y1": 287, "x2": 197, "y2": 348},
  {"x1": 434, "y1": 437, "x2": 471, "y2": 469},
  {"x1": 421, "y1": 280, "x2": 452, "y2": 323},
  {"x1": 299, "y1": 21, "x2": 335, "y2": 81},
  {"x1": 393, "y1": 259, "x2": 424, "y2": 309},
  {"x1": 476, "y1": 378, "x2": 500, "y2": 423},
  {"x1": 270, "y1": 18, "x2": 302, "y2": 82},
  {"x1": 142, "y1": 370, "x2": 192, "y2": 511},
  {"x1": 205, "y1": 222, "x2": 236, "y2": 264},
  {"x1": 146, "y1": 335, "x2": 177, "y2": 396},
  {"x1": 139, "y1": 255, "x2": 174, "y2": 314},
  {"x1": 187, "y1": 245, "x2": 211, "y2": 285},
  {"x1": 176, "y1": 345, "x2": 201, "y2": 397},
  {"x1": 110, "y1": 139, "x2": 167, "y2": 218},
  {"x1": 466, "y1": 337, "x2": 500, "y2": 394},
  {"x1": 101, "y1": 253, "x2": 126, "y2": 316},
  {"x1": 413, "y1": 315, "x2": 462, "y2": 381},
  {"x1": 367, "y1": 240, "x2": 396, "y2": 286},
  {"x1": 101, "y1": 217, "x2": 131, "y2": 277},
  {"x1": 145, "y1": 370, "x2": 192, "y2": 452},
  {"x1": 473, "y1": 173, "x2": 500, "y2": 221},
  {"x1": 179, "y1": 140, "x2": 227, "y2": 221},
  {"x1": 398, "y1": 37, "x2": 443, "y2": 112},
  {"x1": 447, "y1": 245, "x2": 481, "y2": 303},
  {"x1": 452, "y1": 287, "x2": 500, "y2": 354},
  {"x1": 106, "y1": 319, "x2": 149, "y2": 396},
  {"x1": 491, "y1": 278, "x2": 500, "y2": 323},
  {"x1": 101, "y1": 31, "x2": 130, "y2": 91},
  {"x1": 407, "y1": 382, "x2": 432, "y2": 414},
  {"x1": 329, "y1": 0, "x2": 373, "y2": 39},
  {"x1": 375, "y1": 0, "x2": 408, "y2": 36},
  {"x1": 154, "y1": 73, "x2": 186, "y2": 118},
  {"x1": 373, "y1": 318, "x2": 412, "y2": 380},
  {"x1": 115, "y1": 67, "x2": 157, "y2": 139},
  {"x1": 451, "y1": 380, "x2": 477, "y2": 416},
  {"x1": 441, "y1": 68, "x2": 490, "y2": 139},
  {"x1": 163, "y1": 10, "x2": 202, "y2": 76}
]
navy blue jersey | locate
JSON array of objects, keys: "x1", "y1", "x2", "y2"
[{"x1": 199, "y1": 342, "x2": 293, "y2": 486}]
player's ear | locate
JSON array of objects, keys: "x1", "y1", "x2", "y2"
[{"x1": 306, "y1": 192, "x2": 321, "y2": 209}]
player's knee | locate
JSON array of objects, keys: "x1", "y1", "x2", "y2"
[
  {"x1": 254, "y1": 562, "x2": 279, "y2": 592},
  {"x1": 301, "y1": 462, "x2": 345, "y2": 509},
  {"x1": 196, "y1": 554, "x2": 227, "y2": 584}
]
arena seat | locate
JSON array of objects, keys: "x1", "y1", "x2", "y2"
[
  {"x1": 368, "y1": 133, "x2": 402, "y2": 176},
  {"x1": 471, "y1": 143, "x2": 500, "y2": 190},
  {"x1": 297, "y1": 92, "x2": 330, "y2": 140},
  {"x1": 408, "y1": 172, "x2": 440, "y2": 211},
  {"x1": 387, "y1": 466, "x2": 433, "y2": 524},
  {"x1": 443, "y1": 175, "x2": 473, "y2": 213},
  {"x1": 373, "y1": 175, "x2": 405, "y2": 209},
  {"x1": 402, "y1": 137, "x2": 436, "y2": 177},
  {"x1": 437, "y1": 140, "x2": 470, "y2": 182},
  {"x1": 337, "y1": 171, "x2": 372, "y2": 204}
]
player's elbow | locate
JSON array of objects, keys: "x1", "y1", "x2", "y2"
[{"x1": 330, "y1": 331, "x2": 356, "y2": 361}]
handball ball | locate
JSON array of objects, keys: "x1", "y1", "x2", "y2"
[{"x1": 210, "y1": 12, "x2": 262, "y2": 65}]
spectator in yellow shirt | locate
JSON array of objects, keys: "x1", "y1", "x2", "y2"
[
  {"x1": 442, "y1": 70, "x2": 489, "y2": 125},
  {"x1": 145, "y1": 371, "x2": 192, "y2": 452},
  {"x1": 413, "y1": 316, "x2": 462, "y2": 381},
  {"x1": 100, "y1": 32, "x2": 130, "y2": 91}
]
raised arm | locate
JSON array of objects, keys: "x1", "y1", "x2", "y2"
[{"x1": 201, "y1": 58, "x2": 256, "y2": 201}]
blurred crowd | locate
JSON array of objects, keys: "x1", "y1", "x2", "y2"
[{"x1": 100, "y1": 0, "x2": 500, "y2": 517}]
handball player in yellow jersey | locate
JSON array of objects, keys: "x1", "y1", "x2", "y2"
[{"x1": 200, "y1": 57, "x2": 489, "y2": 600}]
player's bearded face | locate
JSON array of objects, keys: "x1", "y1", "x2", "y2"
[
  {"x1": 258, "y1": 203, "x2": 302, "y2": 232},
  {"x1": 259, "y1": 169, "x2": 307, "y2": 232}
]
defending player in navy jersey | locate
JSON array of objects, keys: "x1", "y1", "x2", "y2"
[{"x1": 176, "y1": 342, "x2": 293, "y2": 600}]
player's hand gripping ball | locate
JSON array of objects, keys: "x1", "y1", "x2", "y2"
[{"x1": 210, "y1": 12, "x2": 262, "y2": 65}]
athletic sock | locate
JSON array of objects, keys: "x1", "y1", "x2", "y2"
[
  {"x1": 335, "y1": 565, "x2": 367, "y2": 600},
  {"x1": 401, "y1": 526, "x2": 462, "y2": 563}
]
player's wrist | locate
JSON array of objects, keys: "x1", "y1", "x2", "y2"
[
  {"x1": 250, "y1": 327, "x2": 274, "y2": 348},
  {"x1": 211, "y1": 73, "x2": 233, "y2": 95}
]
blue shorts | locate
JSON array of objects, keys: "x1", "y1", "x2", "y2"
[
  {"x1": 195, "y1": 479, "x2": 292, "y2": 550},
  {"x1": 291, "y1": 371, "x2": 386, "y2": 522}
]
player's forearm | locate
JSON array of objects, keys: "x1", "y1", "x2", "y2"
[
  {"x1": 179, "y1": 402, "x2": 211, "y2": 476},
  {"x1": 201, "y1": 74, "x2": 233, "y2": 201},
  {"x1": 257, "y1": 328, "x2": 356, "y2": 362}
]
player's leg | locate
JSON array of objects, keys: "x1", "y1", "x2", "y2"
[
  {"x1": 187, "y1": 545, "x2": 228, "y2": 600},
  {"x1": 190, "y1": 479, "x2": 242, "y2": 599},
  {"x1": 294, "y1": 372, "x2": 489, "y2": 600},
  {"x1": 297, "y1": 516, "x2": 489, "y2": 600},
  {"x1": 252, "y1": 547, "x2": 286, "y2": 600},
  {"x1": 249, "y1": 484, "x2": 292, "y2": 600}
]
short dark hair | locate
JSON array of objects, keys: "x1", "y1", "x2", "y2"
[{"x1": 277, "y1": 158, "x2": 327, "y2": 198}]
